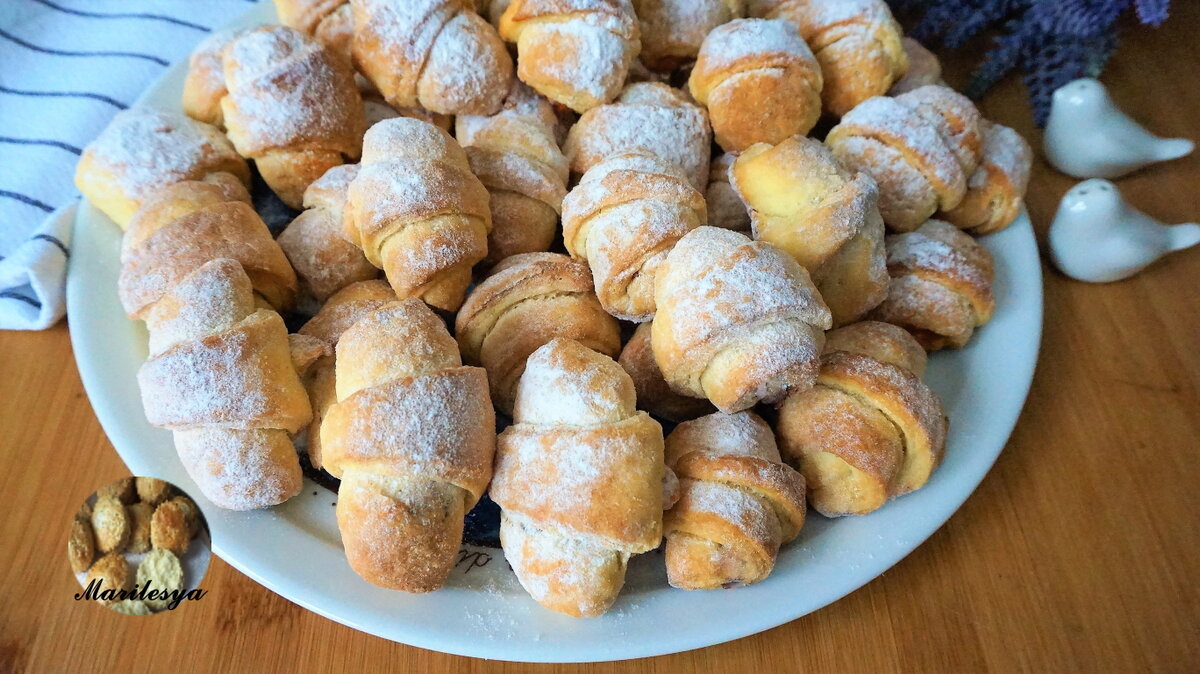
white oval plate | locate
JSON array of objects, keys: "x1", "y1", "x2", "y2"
[{"x1": 67, "y1": 2, "x2": 1043, "y2": 663}]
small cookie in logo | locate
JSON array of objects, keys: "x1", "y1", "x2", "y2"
[{"x1": 70, "y1": 477, "x2": 211, "y2": 614}]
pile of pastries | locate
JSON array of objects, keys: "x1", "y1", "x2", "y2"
[{"x1": 74, "y1": 0, "x2": 1032, "y2": 618}]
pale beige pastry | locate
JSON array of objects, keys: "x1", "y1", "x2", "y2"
[
  {"x1": 277, "y1": 165, "x2": 379, "y2": 304},
  {"x1": 221, "y1": 26, "x2": 366, "y2": 208},
  {"x1": 870, "y1": 219, "x2": 996, "y2": 350},
  {"x1": 97, "y1": 477, "x2": 137, "y2": 505},
  {"x1": 151, "y1": 500, "x2": 192, "y2": 557},
  {"x1": 118, "y1": 173, "x2": 298, "y2": 320},
  {"x1": 634, "y1": 0, "x2": 744, "y2": 71},
  {"x1": 75, "y1": 108, "x2": 249, "y2": 229},
  {"x1": 298, "y1": 280, "x2": 397, "y2": 470},
  {"x1": 320, "y1": 299, "x2": 496, "y2": 592},
  {"x1": 182, "y1": 28, "x2": 244, "y2": 126},
  {"x1": 136, "y1": 260, "x2": 310, "y2": 510},
  {"x1": 564, "y1": 82, "x2": 712, "y2": 190},
  {"x1": 168, "y1": 495, "x2": 203, "y2": 539},
  {"x1": 91, "y1": 497, "x2": 130, "y2": 555},
  {"x1": 889, "y1": 37, "x2": 943, "y2": 95},
  {"x1": 498, "y1": 0, "x2": 641, "y2": 113},
  {"x1": 137, "y1": 549, "x2": 184, "y2": 612},
  {"x1": 86, "y1": 554, "x2": 133, "y2": 603},
  {"x1": 352, "y1": 0, "x2": 514, "y2": 115},
  {"x1": 827, "y1": 85, "x2": 983, "y2": 231},
  {"x1": 561, "y1": 152, "x2": 707, "y2": 322},
  {"x1": 731, "y1": 135, "x2": 889, "y2": 325},
  {"x1": 705, "y1": 153, "x2": 750, "y2": 232},
  {"x1": 689, "y1": 18, "x2": 822, "y2": 152},
  {"x1": 664, "y1": 411, "x2": 805, "y2": 589},
  {"x1": 456, "y1": 253, "x2": 621, "y2": 415},
  {"x1": 651, "y1": 226, "x2": 832, "y2": 413},
  {"x1": 618, "y1": 322, "x2": 714, "y2": 422},
  {"x1": 67, "y1": 517, "x2": 95, "y2": 574},
  {"x1": 751, "y1": 0, "x2": 908, "y2": 117},
  {"x1": 126, "y1": 502, "x2": 154, "y2": 554},
  {"x1": 276, "y1": 0, "x2": 355, "y2": 61},
  {"x1": 343, "y1": 118, "x2": 491, "y2": 312},
  {"x1": 135, "y1": 477, "x2": 172, "y2": 506},
  {"x1": 939, "y1": 121, "x2": 1033, "y2": 235},
  {"x1": 776, "y1": 320, "x2": 947, "y2": 515},
  {"x1": 109, "y1": 599, "x2": 153, "y2": 615},
  {"x1": 491, "y1": 339, "x2": 665, "y2": 617},
  {"x1": 455, "y1": 82, "x2": 569, "y2": 265}
]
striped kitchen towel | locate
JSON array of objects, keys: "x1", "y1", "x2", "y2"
[{"x1": 0, "y1": 0, "x2": 262, "y2": 330}]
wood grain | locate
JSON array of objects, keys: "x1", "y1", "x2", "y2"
[{"x1": 2, "y1": 7, "x2": 1200, "y2": 673}]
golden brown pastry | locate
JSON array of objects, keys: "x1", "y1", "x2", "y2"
[
  {"x1": 150, "y1": 500, "x2": 191, "y2": 557},
  {"x1": 67, "y1": 517, "x2": 95, "y2": 574},
  {"x1": 618, "y1": 322, "x2": 714, "y2": 422},
  {"x1": 663, "y1": 411, "x2": 805, "y2": 589},
  {"x1": 135, "y1": 478, "x2": 172, "y2": 506},
  {"x1": 498, "y1": 0, "x2": 641, "y2": 113},
  {"x1": 561, "y1": 152, "x2": 707, "y2": 322},
  {"x1": 182, "y1": 28, "x2": 243, "y2": 126},
  {"x1": 776, "y1": 320, "x2": 947, "y2": 515},
  {"x1": 455, "y1": 83, "x2": 568, "y2": 265},
  {"x1": 751, "y1": 0, "x2": 907, "y2": 117},
  {"x1": 221, "y1": 26, "x2": 366, "y2": 208},
  {"x1": 456, "y1": 253, "x2": 621, "y2": 415},
  {"x1": 731, "y1": 135, "x2": 889, "y2": 325},
  {"x1": 320, "y1": 299, "x2": 496, "y2": 592},
  {"x1": 634, "y1": 0, "x2": 744, "y2": 71},
  {"x1": 889, "y1": 37, "x2": 942, "y2": 95},
  {"x1": 869, "y1": 219, "x2": 996, "y2": 350},
  {"x1": 91, "y1": 497, "x2": 130, "y2": 555},
  {"x1": 652, "y1": 226, "x2": 832, "y2": 413},
  {"x1": 688, "y1": 18, "x2": 822, "y2": 152},
  {"x1": 126, "y1": 502, "x2": 154, "y2": 554},
  {"x1": 97, "y1": 477, "x2": 137, "y2": 505},
  {"x1": 705, "y1": 153, "x2": 750, "y2": 232},
  {"x1": 75, "y1": 108, "x2": 249, "y2": 229},
  {"x1": 86, "y1": 554, "x2": 133, "y2": 603},
  {"x1": 827, "y1": 85, "x2": 984, "y2": 232},
  {"x1": 276, "y1": 0, "x2": 355, "y2": 61},
  {"x1": 564, "y1": 81, "x2": 712, "y2": 190},
  {"x1": 343, "y1": 118, "x2": 491, "y2": 312},
  {"x1": 137, "y1": 549, "x2": 184, "y2": 611},
  {"x1": 298, "y1": 280, "x2": 396, "y2": 470},
  {"x1": 136, "y1": 259, "x2": 311, "y2": 510},
  {"x1": 352, "y1": 0, "x2": 514, "y2": 116},
  {"x1": 491, "y1": 338, "x2": 665, "y2": 617},
  {"x1": 118, "y1": 173, "x2": 297, "y2": 321},
  {"x1": 169, "y1": 495, "x2": 203, "y2": 540},
  {"x1": 939, "y1": 121, "x2": 1033, "y2": 235},
  {"x1": 277, "y1": 165, "x2": 379, "y2": 304}
]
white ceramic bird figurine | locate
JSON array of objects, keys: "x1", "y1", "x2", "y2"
[
  {"x1": 1049, "y1": 179, "x2": 1200, "y2": 283},
  {"x1": 1044, "y1": 78, "x2": 1194, "y2": 179}
]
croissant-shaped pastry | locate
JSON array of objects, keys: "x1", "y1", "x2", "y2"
[
  {"x1": 705, "y1": 153, "x2": 750, "y2": 232},
  {"x1": 731, "y1": 135, "x2": 889, "y2": 326},
  {"x1": 498, "y1": 0, "x2": 641, "y2": 113},
  {"x1": 118, "y1": 173, "x2": 297, "y2": 320},
  {"x1": 688, "y1": 18, "x2": 822, "y2": 153},
  {"x1": 456, "y1": 253, "x2": 621, "y2": 415},
  {"x1": 562, "y1": 152, "x2": 707, "y2": 322},
  {"x1": 220, "y1": 26, "x2": 366, "y2": 209},
  {"x1": 75, "y1": 108, "x2": 249, "y2": 229},
  {"x1": 182, "y1": 28, "x2": 243, "y2": 127},
  {"x1": 889, "y1": 37, "x2": 942, "y2": 95},
  {"x1": 343, "y1": 118, "x2": 492, "y2": 312},
  {"x1": 137, "y1": 259, "x2": 311, "y2": 510},
  {"x1": 618, "y1": 322, "x2": 714, "y2": 422},
  {"x1": 352, "y1": 0, "x2": 514, "y2": 116},
  {"x1": 827, "y1": 85, "x2": 984, "y2": 232},
  {"x1": 751, "y1": 0, "x2": 907, "y2": 117},
  {"x1": 277, "y1": 165, "x2": 378, "y2": 304},
  {"x1": 776, "y1": 320, "x2": 947, "y2": 515},
  {"x1": 870, "y1": 219, "x2": 995, "y2": 350},
  {"x1": 320, "y1": 298, "x2": 496, "y2": 591},
  {"x1": 491, "y1": 338, "x2": 664, "y2": 617},
  {"x1": 456, "y1": 83, "x2": 568, "y2": 265},
  {"x1": 479, "y1": 0, "x2": 510, "y2": 26},
  {"x1": 297, "y1": 280, "x2": 396, "y2": 470},
  {"x1": 276, "y1": 0, "x2": 354, "y2": 61},
  {"x1": 564, "y1": 82, "x2": 712, "y2": 191},
  {"x1": 664, "y1": 411, "x2": 806, "y2": 589},
  {"x1": 939, "y1": 121, "x2": 1033, "y2": 236},
  {"x1": 634, "y1": 0, "x2": 745, "y2": 72},
  {"x1": 651, "y1": 226, "x2": 832, "y2": 413}
]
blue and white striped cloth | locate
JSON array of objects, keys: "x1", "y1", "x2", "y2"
[{"x1": 0, "y1": 0, "x2": 262, "y2": 330}]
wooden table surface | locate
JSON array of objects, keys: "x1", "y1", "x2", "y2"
[{"x1": 3, "y1": 8, "x2": 1200, "y2": 674}]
